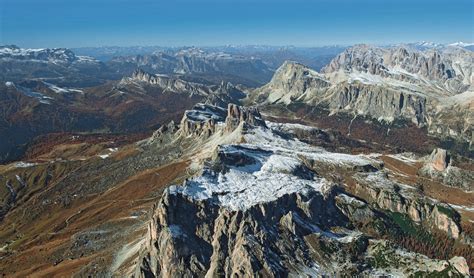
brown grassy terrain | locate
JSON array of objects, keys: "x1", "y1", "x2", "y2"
[
  {"x1": 0, "y1": 159, "x2": 189, "y2": 276},
  {"x1": 23, "y1": 132, "x2": 150, "y2": 161},
  {"x1": 381, "y1": 155, "x2": 474, "y2": 208}
]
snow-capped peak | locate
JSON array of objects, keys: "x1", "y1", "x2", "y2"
[{"x1": 449, "y1": 41, "x2": 474, "y2": 47}]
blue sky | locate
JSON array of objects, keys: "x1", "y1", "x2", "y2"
[{"x1": 1, "y1": 0, "x2": 473, "y2": 48}]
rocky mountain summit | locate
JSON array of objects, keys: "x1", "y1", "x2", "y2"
[
  {"x1": 126, "y1": 104, "x2": 472, "y2": 277},
  {"x1": 250, "y1": 45, "x2": 474, "y2": 144},
  {"x1": 322, "y1": 44, "x2": 473, "y2": 92}
]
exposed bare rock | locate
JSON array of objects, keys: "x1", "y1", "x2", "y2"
[
  {"x1": 364, "y1": 240, "x2": 470, "y2": 277},
  {"x1": 108, "y1": 47, "x2": 274, "y2": 86},
  {"x1": 418, "y1": 148, "x2": 474, "y2": 192},
  {"x1": 133, "y1": 114, "x2": 468, "y2": 277},
  {"x1": 250, "y1": 61, "x2": 330, "y2": 104},
  {"x1": 322, "y1": 44, "x2": 473, "y2": 91},
  {"x1": 175, "y1": 103, "x2": 267, "y2": 139},
  {"x1": 334, "y1": 193, "x2": 375, "y2": 224},
  {"x1": 224, "y1": 103, "x2": 266, "y2": 132},
  {"x1": 144, "y1": 121, "x2": 179, "y2": 145},
  {"x1": 125, "y1": 68, "x2": 213, "y2": 97},
  {"x1": 204, "y1": 81, "x2": 246, "y2": 107},
  {"x1": 322, "y1": 44, "x2": 388, "y2": 76},
  {"x1": 449, "y1": 256, "x2": 470, "y2": 276},
  {"x1": 124, "y1": 69, "x2": 247, "y2": 107},
  {"x1": 325, "y1": 82, "x2": 428, "y2": 125},
  {"x1": 250, "y1": 45, "x2": 474, "y2": 143},
  {"x1": 428, "y1": 148, "x2": 451, "y2": 171},
  {"x1": 428, "y1": 90, "x2": 474, "y2": 145},
  {"x1": 178, "y1": 104, "x2": 227, "y2": 138},
  {"x1": 352, "y1": 171, "x2": 461, "y2": 238}
]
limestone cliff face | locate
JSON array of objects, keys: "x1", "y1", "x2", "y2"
[
  {"x1": 322, "y1": 44, "x2": 473, "y2": 90},
  {"x1": 252, "y1": 61, "x2": 330, "y2": 104},
  {"x1": 322, "y1": 45, "x2": 388, "y2": 76},
  {"x1": 138, "y1": 180, "x2": 464, "y2": 277},
  {"x1": 250, "y1": 45, "x2": 473, "y2": 142},
  {"x1": 352, "y1": 172, "x2": 461, "y2": 238},
  {"x1": 178, "y1": 104, "x2": 227, "y2": 138},
  {"x1": 224, "y1": 103, "x2": 266, "y2": 132},
  {"x1": 109, "y1": 47, "x2": 274, "y2": 86},
  {"x1": 135, "y1": 169, "x2": 466, "y2": 277},
  {"x1": 125, "y1": 69, "x2": 247, "y2": 107},
  {"x1": 325, "y1": 82, "x2": 428, "y2": 124},
  {"x1": 177, "y1": 103, "x2": 266, "y2": 138},
  {"x1": 126, "y1": 69, "x2": 213, "y2": 97},
  {"x1": 138, "y1": 188, "x2": 356, "y2": 277},
  {"x1": 427, "y1": 148, "x2": 451, "y2": 171}
]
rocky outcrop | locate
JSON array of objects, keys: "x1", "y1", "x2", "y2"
[
  {"x1": 325, "y1": 82, "x2": 428, "y2": 125},
  {"x1": 126, "y1": 69, "x2": 247, "y2": 106},
  {"x1": 428, "y1": 148, "x2": 451, "y2": 171},
  {"x1": 135, "y1": 154, "x2": 466, "y2": 277},
  {"x1": 178, "y1": 104, "x2": 227, "y2": 138},
  {"x1": 449, "y1": 256, "x2": 471, "y2": 276},
  {"x1": 334, "y1": 193, "x2": 375, "y2": 225},
  {"x1": 176, "y1": 103, "x2": 267, "y2": 138},
  {"x1": 144, "y1": 121, "x2": 179, "y2": 145},
  {"x1": 204, "y1": 81, "x2": 246, "y2": 107},
  {"x1": 224, "y1": 103, "x2": 266, "y2": 132},
  {"x1": 322, "y1": 44, "x2": 387, "y2": 76},
  {"x1": 0, "y1": 45, "x2": 86, "y2": 64},
  {"x1": 138, "y1": 186, "x2": 358, "y2": 277},
  {"x1": 0, "y1": 45, "x2": 106, "y2": 85},
  {"x1": 352, "y1": 172, "x2": 462, "y2": 238},
  {"x1": 418, "y1": 148, "x2": 474, "y2": 192},
  {"x1": 364, "y1": 240, "x2": 469, "y2": 277},
  {"x1": 250, "y1": 61, "x2": 330, "y2": 104},
  {"x1": 127, "y1": 69, "x2": 213, "y2": 97}
]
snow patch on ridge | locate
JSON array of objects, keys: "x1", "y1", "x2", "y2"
[{"x1": 170, "y1": 121, "x2": 381, "y2": 211}]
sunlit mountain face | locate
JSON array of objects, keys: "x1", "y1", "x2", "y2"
[{"x1": 0, "y1": 0, "x2": 473, "y2": 276}]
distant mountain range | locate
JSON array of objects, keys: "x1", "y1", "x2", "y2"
[
  {"x1": 1, "y1": 45, "x2": 275, "y2": 87},
  {"x1": 71, "y1": 42, "x2": 474, "y2": 61},
  {"x1": 0, "y1": 45, "x2": 115, "y2": 87}
]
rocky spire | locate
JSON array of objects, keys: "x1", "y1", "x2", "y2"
[
  {"x1": 178, "y1": 104, "x2": 227, "y2": 138},
  {"x1": 131, "y1": 68, "x2": 153, "y2": 82},
  {"x1": 224, "y1": 103, "x2": 266, "y2": 132},
  {"x1": 176, "y1": 103, "x2": 267, "y2": 138},
  {"x1": 428, "y1": 148, "x2": 451, "y2": 171}
]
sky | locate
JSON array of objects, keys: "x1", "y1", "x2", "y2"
[{"x1": 0, "y1": 0, "x2": 473, "y2": 48}]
